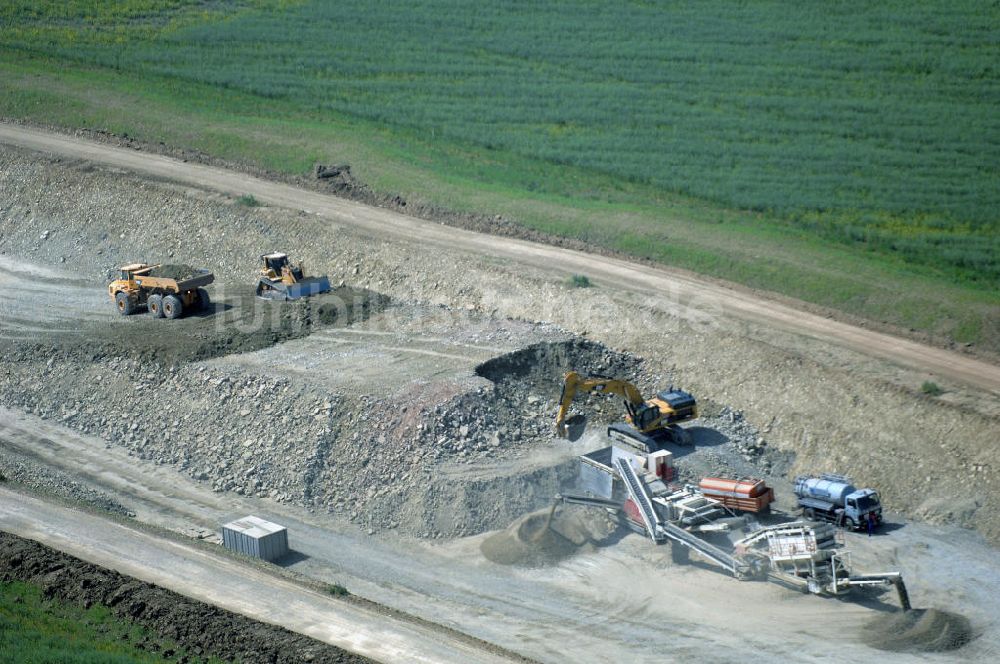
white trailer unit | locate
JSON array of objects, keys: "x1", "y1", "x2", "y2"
[{"x1": 221, "y1": 515, "x2": 289, "y2": 562}]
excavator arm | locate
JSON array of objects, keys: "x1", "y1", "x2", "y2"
[{"x1": 555, "y1": 371, "x2": 646, "y2": 437}]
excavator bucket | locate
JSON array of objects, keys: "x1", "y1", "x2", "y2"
[
  {"x1": 561, "y1": 414, "x2": 587, "y2": 441},
  {"x1": 255, "y1": 275, "x2": 331, "y2": 301}
]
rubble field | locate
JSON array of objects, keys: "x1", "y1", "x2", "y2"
[
  {"x1": 0, "y1": 282, "x2": 778, "y2": 539},
  {"x1": 1, "y1": 143, "x2": 996, "y2": 545},
  {"x1": 1, "y1": 141, "x2": 999, "y2": 662}
]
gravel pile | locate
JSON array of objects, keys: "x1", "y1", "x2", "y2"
[
  {"x1": 428, "y1": 340, "x2": 646, "y2": 460},
  {"x1": 0, "y1": 320, "x2": 790, "y2": 538},
  {"x1": 0, "y1": 447, "x2": 133, "y2": 517},
  {"x1": 0, "y1": 335, "x2": 659, "y2": 538},
  {"x1": 670, "y1": 406, "x2": 795, "y2": 486}
]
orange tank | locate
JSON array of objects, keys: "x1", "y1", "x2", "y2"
[
  {"x1": 699, "y1": 477, "x2": 774, "y2": 513},
  {"x1": 699, "y1": 477, "x2": 768, "y2": 498}
]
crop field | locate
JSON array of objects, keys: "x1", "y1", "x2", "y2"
[{"x1": 1, "y1": 0, "x2": 998, "y2": 346}]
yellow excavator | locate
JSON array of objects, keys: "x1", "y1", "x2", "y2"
[{"x1": 555, "y1": 371, "x2": 698, "y2": 451}]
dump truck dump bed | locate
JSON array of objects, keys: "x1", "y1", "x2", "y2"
[{"x1": 134, "y1": 269, "x2": 214, "y2": 292}]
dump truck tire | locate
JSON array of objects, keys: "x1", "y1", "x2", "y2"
[
  {"x1": 162, "y1": 294, "x2": 183, "y2": 319},
  {"x1": 196, "y1": 288, "x2": 211, "y2": 311},
  {"x1": 115, "y1": 292, "x2": 135, "y2": 316},
  {"x1": 844, "y1": 516, "x2": 855, "y2": 530},
  {"x1": 148, "y1": 294, "x2": 164, "y2": 318}
]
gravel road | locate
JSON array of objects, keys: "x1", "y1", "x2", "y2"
[{"x1": 0, "y1": 488, "x2": 523, "y2": 664}]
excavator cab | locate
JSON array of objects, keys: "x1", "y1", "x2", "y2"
[
  {"x1": 556, "y1": 370, "x2": 698, "y2": 449},
  {"x1": 653, "y1": 388, "x2": 698, "y2": 423},
  {"x1": 262, "y1": 253, "x2": 289, "y2": 277},
  {"x1": 628, "y1": 402, "x2": 663, "y2": 432}
]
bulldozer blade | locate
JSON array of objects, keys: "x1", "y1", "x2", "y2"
[
  {"x1": 255, "y1": 276, "x2": 331, "y2": 301},
  {"x1": 289, "y1": 275, "x2": 331, "y2": 299},
  {"x1": 255, "y1": 278, "x2": 290, "y2": 301}
]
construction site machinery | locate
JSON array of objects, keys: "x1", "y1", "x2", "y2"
[
  {"x1": 698, "y1": 477, "x2": 775, "y2": 514},
  {"x1": 794, "y1": 474, "x2": 883, "y2": 531},
  {"x1": 108, "y1": 264, "x2": 214, "y2": 319},
  {"x1": 735, "y1": 522, "x2": 910, "y2": 609},
  {"x1": 255, "y1": 252, "x2": 331, "y2": 301},
  {"x1": 555, "y1": 371, "x2": 698, "y2": 451},
  {"x1": 565, "y1": 442, "x2": 912, "y2": 610},
  {"x1": 579, "y1": 445, "x2": 676, "y2": 498}
]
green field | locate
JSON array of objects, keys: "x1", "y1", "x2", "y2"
[
  {"x1": 0, "y1": 580, "x2": 216, "y2": 663},
  {"x1": 1, "y1": 1, "x2": 998, "y2": 349}
]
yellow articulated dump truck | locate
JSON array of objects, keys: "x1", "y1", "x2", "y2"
[{"x1": 108, "y1": 263, "x2": 214, "y2": 319}]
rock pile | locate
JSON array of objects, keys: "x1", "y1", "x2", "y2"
[
  {"x1": 0, "y1": 336, "x2": 657, "y2": 538},
  {"x1": 0, "y1": 446, "x2": 133, "y2": 517}
]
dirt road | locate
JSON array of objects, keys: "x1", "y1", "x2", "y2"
[
  {"x1": 0, "y1": 487, "x2": 522, "y2": 664},
  {"x1": 1, "y1": 123, "x2": 997, "y2": 395}
]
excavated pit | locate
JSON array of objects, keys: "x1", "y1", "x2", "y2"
[{"x1": 475, "y1": 338, "x2": 645, "y2": 391}]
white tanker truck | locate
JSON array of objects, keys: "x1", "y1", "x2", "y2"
[{"x1": 794, "y1": 474, "x2": 883, "y2": 531}]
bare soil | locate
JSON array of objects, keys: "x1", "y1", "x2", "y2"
[
  {"x1": 1, "y1": 141, "x2": 998, "y2": 543},
  {"x1": 9, "y1": 118, "x2": 998, "y2": 363},
  {"x1": 1, "y1": 135, "x2": 999, "y2": 662},
  {"x1": 3, "y1": 282, "x2": 387, "y2": 367}
]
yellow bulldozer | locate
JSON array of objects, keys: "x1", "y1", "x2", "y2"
[
  {"x1": 555, "y1": 371, "x2": 698, "y2": 451},
  {"x1": 255, "y1": 252, "x2": 331, "y2": 301}
]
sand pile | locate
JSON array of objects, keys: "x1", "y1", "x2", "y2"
[
  {"x1": 863, "y1": 608, "x2": 973, "y2": 653},
  {"x1": 480, "y1": 504, "x2": 616, "y2": 567}
]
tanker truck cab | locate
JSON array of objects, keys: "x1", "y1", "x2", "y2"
[
  {"x1": 845, "y1": 488, "x2": 883, "y2": 528},
  {"x1": 794, "y1": 474, "x2": 883, "y2": 531}
]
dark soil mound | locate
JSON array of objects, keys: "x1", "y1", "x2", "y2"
[
  {"x1": 0, "y1": 532, "x2": 370, "y2": 663},
  {"x1": 475, "y1": 339, "x2": 643, "y2": 390},
  {"x1": 863, "y1": 607, "x2": 974, "y2": 653},
  {"x1": 148, "y1": 263, "x2": 201, "y2": 280},
  {"x1": 6, "y1": 286, "x2": 389, "y2": 367}
]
